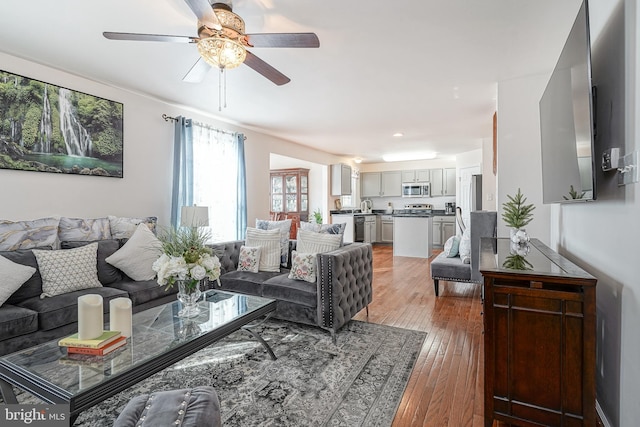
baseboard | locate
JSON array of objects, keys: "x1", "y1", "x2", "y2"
[{"x1": 596, "y1": 399, "x2": 612, "y2": 427}]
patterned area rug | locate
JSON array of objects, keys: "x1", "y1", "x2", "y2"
[{"x1": 19, "y1": 319, "x2": 426, "y2": 426}]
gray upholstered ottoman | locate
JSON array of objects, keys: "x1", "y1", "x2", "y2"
[{"x1": 113, "y1": 386, "x2": 221, "y2": 427}]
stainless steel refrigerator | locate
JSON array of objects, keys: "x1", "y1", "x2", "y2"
[{"x1": 471, "y1": 174, "x2": 483, "y2": 211}]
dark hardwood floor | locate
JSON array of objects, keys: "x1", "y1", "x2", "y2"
[
  {"x1": 352, "y1": 244, "x2": 485, "y2": 426},
  {"x1": 353, "y1": 244, "x2": 604, "y2": 427}
]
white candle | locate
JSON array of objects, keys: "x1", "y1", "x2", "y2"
[
  {"x1": 78, "y1": 294, "x2": 104, "y2": 340},
  {"x1": 109, "y1": 297, "x2": 132, "y2": 338}
]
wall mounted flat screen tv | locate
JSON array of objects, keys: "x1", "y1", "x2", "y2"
[{"x1": 539, "y1": 0, "x2": 596, "y2": 203}]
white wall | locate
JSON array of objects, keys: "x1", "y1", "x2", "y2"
[
  {"x1": 497, "y1": 74, "x2": 551, "y2": 244},
  {"x1": 496, "y1": 0, "x2": 638, "y2": 425},
  {"x1": 0, "y1": 51, "x2": 346, "y2": 229}
]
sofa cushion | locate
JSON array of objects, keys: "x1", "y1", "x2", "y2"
[
  {"x1": 0, "y1": 217, "x2": 60, "y2": 251},
  {"x1": 237, "y1": 246, "x2": 261, "y2": 273},
  {"x1": 33, "y1": 243, "x2": 103, "y2": 298},
  {"x1": 61, "y1": 239, "x2": 123, "y2": 285},
  {"x1": 2, "y1": 248, "x2": 49, "y2": 304},
  {"x1": 287, "y1": 251, "x2": 317, "y2": 283},
  {"x1": 108, "y1": 278, "x2": 178, "y2": 306},
  {"x1": 218, "y1": 270, "x2": 285, "y2": 296},
  {"x1": 17, "y1": 287, "x2": 128, "y2": 331},
  {"x1": 297, "y1": 229, "x2": 342, "y2": 254},
  {"x1": 0, "y1": 304, "x2": 38, "y2": 341},
  {"x1": 106, "y1": 223, "x2": 162, "y2": 281},
  {"x1": 255, "y1": 219, "x2": 292, "y2": 267},
  {"x1": 57, "y1": 217, "x2": 112, "y2": 242},
  {"x1": 0, "y1": 255, "x2": 36, "y2": 307},
  {"x1": 263, "y1": 274, "x2": 317, "y2": 308},
  {"x1": 108, "y1": 215, "x2": 158, "y2": 239},
  {"x1": 430, "y1": 252, "x2": 471, "y2": 281},
  {"x1": 245, "y1": 228, "x2": 281, "y2": 273}
]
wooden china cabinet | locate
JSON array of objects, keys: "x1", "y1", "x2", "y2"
[
  {"x1": 270, "y1": 168, "x2": 309, "y2": 238},
  {"x1": 480, "y1": 238, "x2": 597, "y2": 427}
]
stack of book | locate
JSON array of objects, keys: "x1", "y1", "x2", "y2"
[{"x1": 58, "y1": 330, "x2": 126, "y2": 356}]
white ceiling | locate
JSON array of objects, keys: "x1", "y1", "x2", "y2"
[{"x1": 0, "y1": 0, "x2": 581, "y2": 163}]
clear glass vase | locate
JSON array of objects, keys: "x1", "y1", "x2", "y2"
[{"x1": 176, "y1": 279, "x2": 203, "y2": 318}]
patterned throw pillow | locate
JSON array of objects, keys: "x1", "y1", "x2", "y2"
[
  {"x1": 0, "y1": 217, "x2": 60, "y2": 251},
  {"x1": 443, "y1": 235, "x2": 461, "y2": 258},
  {"x1": 0, "y1": 255, "x2": 36, "y2": 307},
  {"x1": 458, "y1": 227, "x2": 471, "y2": 264},
  {"x1": 33, "y1": 242, "x2": 103, "y2": 298},
  {"x1": 296, "y1": 229, "x2": 342, "y2": 254},
  {"x1": 255, "y1": 219, "x2": 292, "y2": 267},
  {"x1": 105, "y1": 223, "x2": 162, "y2": 281},
  {"x1": 288, "y1": 251, "x2": 317, "y2": 283},
  {"x1": 237, "y1": 245, "x2": 261, "y2": 273},
  {"x1": 245, "y1": 227, "x2": 281, "y2": 272},
  {"x1": 58, "y1": 217, "x2": 112, "y2": 242},
  {"x1": 108, "y1": 215, "x2": 158, "y2": 239}
]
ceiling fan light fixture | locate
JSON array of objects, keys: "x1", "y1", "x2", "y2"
[{"x1": 197, "y1": 36, "x2": 247, "y2": 69}]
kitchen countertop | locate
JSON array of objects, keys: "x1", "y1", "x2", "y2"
[{"x1": 331, "y1": 209, "x2": 456, "y2": 217}]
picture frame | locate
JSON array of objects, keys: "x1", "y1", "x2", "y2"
[{"x1": 0, "y1": 69, "x2": 123, "y2": 178}]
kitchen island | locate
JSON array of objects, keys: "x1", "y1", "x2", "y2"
[{"x1": 393, "y1": 215, "x2": 433, "y2": 258}]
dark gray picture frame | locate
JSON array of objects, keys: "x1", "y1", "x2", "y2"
[{"x1": 0, "y1": 69, "x2": 123, "y2": 178}]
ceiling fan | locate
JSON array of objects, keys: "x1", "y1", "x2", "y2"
[{"x1": 103, "y1": 0, "x2": 319, "y2": 86}]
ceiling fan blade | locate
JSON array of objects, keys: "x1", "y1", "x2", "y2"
[
  {"x1": 103, "y1": 32, "x2": 197, "y2": 43},
  {"x1": 184, "y1": 0, "x2": 222, "y2": 30},
  {"x1": 182, "y1": 57, "x2": 211, "y2": 83},
  {"x1": 244, "y1": 51, "x2": 290, "y2": 86},
  {"x1": 244, "y1": 33, "x2": 320, "y2": 48}
]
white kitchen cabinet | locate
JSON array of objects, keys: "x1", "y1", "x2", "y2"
[
  {"x1": 331, "y1": 163, "x2": 352, "y2": 196},
  {"x1": 360, "y1": 171, "x2": 402, "y2": 197},
  {"x1": 401, "y1": 169, "x2": 430, "y2": 183},
  {"x1": 381, "y1": 171, "x2": 402, "y2": 197},
  {"x1": 432, "y1": 215, "x2": 456, "y2": 248},
  {"x1": 380, "y1": 215, "x2": 394, "y2": 243},
  {"x1": 331, "y1": 214, "x2": 354, "y2": 243},
  {"x1": 429, "y1": 168, "x2": 456, "y2": 196},
  {"x1": 363, "y1": 216, "x2": 377, "y2": 243}
]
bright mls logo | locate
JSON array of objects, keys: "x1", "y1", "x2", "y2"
[{"x1": 3, "y1": 405, "x2": 69, "y2": 426}]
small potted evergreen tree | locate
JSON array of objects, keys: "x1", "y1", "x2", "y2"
[{"x1": 502, "y1": 188, "x2": 535, "y2": 244}]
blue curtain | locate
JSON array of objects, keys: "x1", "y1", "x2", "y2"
[
  {"x1": 235, "y1": 133, "x2": 247, "y2": 239},
  {"x1": 170, "y1": 116, "x2": 194, "y2": 228}
]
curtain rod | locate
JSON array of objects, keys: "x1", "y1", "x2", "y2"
[{"x1": 162, "y1": 114, "x2": 246, "y2": 140}]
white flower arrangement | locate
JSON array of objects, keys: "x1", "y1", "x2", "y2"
[{"x1": 151, "y1": 226, "x2": 221, "y2": 292}]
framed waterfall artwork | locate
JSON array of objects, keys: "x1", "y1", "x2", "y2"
[{"x1": 0, "y1": 69, "x2": 123, "y2": 178}]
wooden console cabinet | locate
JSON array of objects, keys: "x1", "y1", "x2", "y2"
[{"x1": 480, "y1": 238, "x2": 597, "y2": 427}]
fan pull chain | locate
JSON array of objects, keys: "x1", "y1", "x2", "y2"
[
  {"x1": 218, "y1": 67, "x2": 223, "y2": 112},
  {"x1": 224, "y1": 67, "x2": 228, "y2": 109}
]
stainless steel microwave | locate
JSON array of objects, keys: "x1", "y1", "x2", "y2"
[{"x1": 402, "y1": 182, "x2": 430, "y2": 198}]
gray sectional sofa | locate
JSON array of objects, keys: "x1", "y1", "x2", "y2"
[
  {"x1": 0, "y1": 224, "x2": 374, "y2": 355},
  {"x1": 0, "y1": 239, "x2": 179, "y2": 356},
  {"x1": 210, "y1": 240, "x2": 374, "y2": 342}
]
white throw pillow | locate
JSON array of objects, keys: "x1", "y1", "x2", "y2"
[
  {"x1": 443, "y1": 235, "x2": 460, "y2": 258},
  {"x1": 237, "y1": 245, "x2": 261, "y2": 273},
  {"x1": 297, "y1": 229, "x2": 342, "y2": 254},
  {"x1": 245, "y1": 227, "x2": 281, "y2": 272},
  {"x1": 255, "y1": 219, "x2": 292, "y2": 267},
  {"x1": 458, "y1": 228, "x2": 471, "y2": 264},
  {"x1": 33, "y1": 243, "x2": 103, "y2": 298},
  {"x1": 0, "y1": 255, "x2": 36, "y2": 306},
  {"x1": 288, "y1": 251, "x2": 317, "y2": 283},
  {"x1": 106, "y1": 223, "x2": 162, "y2": 280}
]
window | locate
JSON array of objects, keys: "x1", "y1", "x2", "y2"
[
  {"x1": 340, "y1": 175, "x2": 358, "y2": 208},
  {"x1": 191, "y1": 123, "x2": 241, "y2": 242}
]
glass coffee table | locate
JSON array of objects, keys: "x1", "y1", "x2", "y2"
[{"x1": 0, "y1": 290, "x2": 276, "y2": 424}]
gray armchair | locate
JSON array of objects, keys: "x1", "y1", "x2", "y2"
[{"x1": 430, "y1": 211, "x2": 497, "y2": 296}]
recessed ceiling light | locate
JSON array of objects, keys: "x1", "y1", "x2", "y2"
[
  {"x1": 354, "y1": 157, "x2": 362, "y2": 164},
  {"x1": 382, "y1": 151, "x2": 437, "y2": 162},
  {"x1": 393, "y1": 132, "x2": 404, "y2": 137}
]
